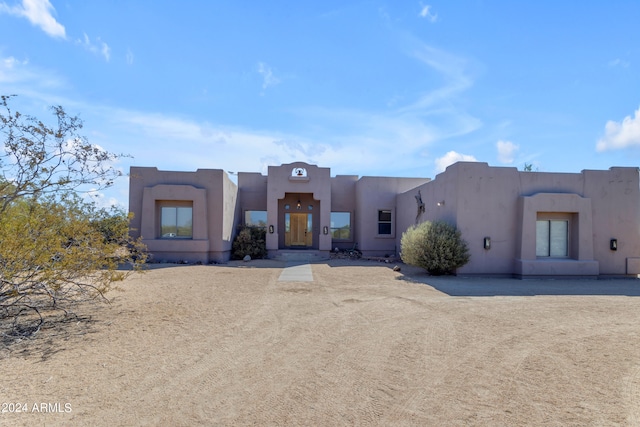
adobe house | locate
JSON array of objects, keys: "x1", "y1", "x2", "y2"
[{"x1": 129, "y1": 161, "x2": 640, "y2": 278}]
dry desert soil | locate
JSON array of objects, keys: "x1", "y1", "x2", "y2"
[{"x1": 2, "y1": 259, "x2": 640, "y2": 426}]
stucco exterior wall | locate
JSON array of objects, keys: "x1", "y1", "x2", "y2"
[
  {"x1": 220, "y1": 172, "x2": 239, "y2": 257},
  {"x1": 581, "y1": 167, "x2": 640, "y2": 275},
  {"x1": 397, "y1": 162, "x2": 640, "y2": 277},
  {"x1": 355, "y1": 176, "x2": 430, "y2": 256},
  {"x1": 129, "y1": 162, "x2": 638, "y2": 277},
  {"x1": 265, "y1": 162, "x2": 332, "y2": 254},
  {"x1": 330, "y1": 175, "x2": 358, "y2": 250},
  {"x1": 129, "y1": 166, "x2": 238, "y2": 263},
  {"x1": 238, "y1": 172, "x2": 268, "y2": 214},
  {"x1": 451, "y1": 163, "x2": 526, "y2": 276},
  {"x1": 515, "y1": 193, "x2": 598, "y2": 276}
]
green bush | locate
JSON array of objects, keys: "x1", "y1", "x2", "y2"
[
  {"x1": 232, "y1": 226, "x2": 267, "y2": 260},
  {"x1": 400, "y1": 220, "x2": 470, "y2": 275}
]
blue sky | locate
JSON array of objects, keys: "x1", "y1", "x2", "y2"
[{"x1": 1, "y1": 1, "x2": 639, "y2": 208}]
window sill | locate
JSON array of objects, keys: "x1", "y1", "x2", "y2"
[
  {"x1": 143, "y1": 238, "x2": 210, "y2": 253},
  {"x1": 516, "y1": 258, "x2": 599, "y2": 276}
]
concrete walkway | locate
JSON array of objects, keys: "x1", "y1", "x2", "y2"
[{"x1": 278, "y1": 262, "x2": 314, "y2": 282}]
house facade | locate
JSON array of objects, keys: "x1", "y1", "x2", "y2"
[{"x1": 129, "y1": 161, "x2": 640, "y2": 278}]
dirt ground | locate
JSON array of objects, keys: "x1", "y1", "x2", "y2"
[{"x1": 2, "y1": 259, "x2": 640, "y2": 426}]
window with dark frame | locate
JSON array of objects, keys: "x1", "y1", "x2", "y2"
[
  {"x1": 161, "y1": 206, "x2": 193, "y2": 238},
  {"x1": 378, "y1": 209, "x2": 392, "y2": 235}
]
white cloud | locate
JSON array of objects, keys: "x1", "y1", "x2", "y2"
[
  {"x1": 77, "y1": 33, "x2": 111, "y2": 61},
  {"x1": 274, "y1": 138, "x2": 326, "y2": 158},
  {"x1": 86, "y1": 190, "x2": 121, "y2": 208},
  {"x1": 418, "y1": 4, "x2": 437, "y2": 22},
  {"x1": 101, "y1": 42, "x2": 111, "y2": 62},
  {"x1": 596, "y1": 108, "x2": 640, "y2": 151},
  {"x1": 435, "y1": 151, "x2": 477, "y2": 173},
  {"x1": 399, "y1": 43, "x2": 474, "y2": 114},
  {"x1": 104, "y1": 104, "x2": 444, "y2": 185},
  {"x1": 0, "y1": 56, "x2": 28, "y2": 82},
  {"x1": 496, "y1": 140, "x2": 519, "y2": 164},
  {"x1": 257, "y1": 62, "x2": 280, "y2": 94},
  {"x1": 0, "y1": 54, "x2": 68, "y2": 94},
  {"x1": 126, "y1": 48, "x2": 134, "y2": 65},
  {"x1": 0, "y1": 0, "x2": 65, "y2": 38},
  {"x1": 608, "y1": 58, "x2": 630, "y2": 68},
  {"x1": 0, "y1": 32, "x2": 484, "y2": 206},
  {"x1": 284, "y1": 39, "x2": 481, "y2": 176}
]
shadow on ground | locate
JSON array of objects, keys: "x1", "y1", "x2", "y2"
[
  {"x1": 399, "y1": 274, "x2": 640, "y2": 297},
  {"x1": 125, "y1": 259, "x2": 640, "y2": 297},
  {"x1": 1, "y1": 311, "x2": 100, "y2": 356}
]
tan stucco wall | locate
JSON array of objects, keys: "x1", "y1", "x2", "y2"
[
  {"x1": 220, "y1": 172, "x2": 238, "y2": 256},
  {"x1": 355, "y1": 176, "x2": 430, "y2": 256},
  {"x1": 238, "y1": 172, "x2": 268, "y2": 213},
  {"x1": 130, "y1": 161, "x2": 638, "y2": 276},
  {"x1": 515, "y1": 193, "x2": 598, "y2": 276},
  {"x1": 330, "y1": 175, "x2": 358, "y2": 250},
  {"x1": 129, "y1": 166, "x2": 238, "y2": 263},
  {"x1": 397, "y1": 162, "x2": 640, "y2": 277},
  {"x1": 582, "y1": 168, "x2": 640, "y2": 275},
  {"x1": 265, "y1": 162, "x2": 332, "y2": 254}
]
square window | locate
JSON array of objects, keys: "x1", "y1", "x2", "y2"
[
  {"x1": 161, "y1": 206, "x2": 193, "y2": 238},
  {"x1": 330, "y1": 212, "x2": 351, "y2": 240}
]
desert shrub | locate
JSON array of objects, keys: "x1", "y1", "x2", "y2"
[
  {"x1": 0, "y1": 192, "x2": 148, "y2": 338},
  {"x1": 90, "y1": 205, "x2": 133, "y2": 245},
  {"x1": 400, "y1": 220, "x2": 470, "y2": 275},
  {"x1": 232, "y1": 226, "x2": 267, "y2": 260},
  {"x1": 0, "y1": 95, "x2": 146, "y2": 340}
]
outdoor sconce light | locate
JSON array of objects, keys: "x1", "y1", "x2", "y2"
[
  {"x1": 323, "y1": 226, "x2": 329, "y2": 235},
  {"x1": 610, "y1": 238, "x2": 617, "y2": 251},
  {"x1": 483, "y1": 237, "x2": 491, "y2": 250},
  {"x1": 296, "y1": 200, "x2": 302, "y2": 210},
  {"x1": 268, "y1": 225, "x2": 274, "y2": 234},
  {"x1": 437, "y1": 200, "x2": 445, "y2": 207}
]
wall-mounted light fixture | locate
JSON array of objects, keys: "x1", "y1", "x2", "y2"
[
  {"x1": 483, "y1": 237, "x2": 491, "y2": 250},
  {"x1": 437, "y1": 200, "x2": 445, "y2": 207},
  {"x1": 296, "y1": 199, "x2": 302, "y2": 210},
  {"x1": 323, "y1": 226, "x2": 329, "y2": 235},
  {"x1": 268, "y1": 225, "x2": 274, "y2": 234},
  {"x1": 610, "y1": 238, "x2": 617, "y2": 251}
]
